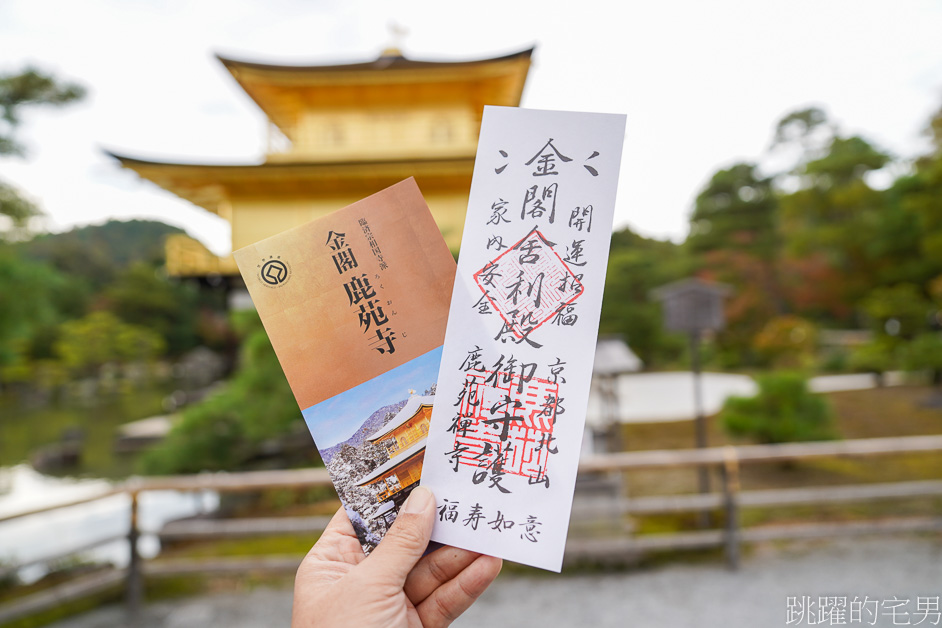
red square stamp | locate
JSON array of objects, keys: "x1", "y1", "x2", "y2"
[
  {"x1": 451, "y1": 369, "x2": 558, "y2": 482},
  {"x1": 473, "y1": 227, "x2": 583, "y2": 340}
]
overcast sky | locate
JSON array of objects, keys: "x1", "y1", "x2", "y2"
[{"x1": 2, "y1": 0, "x2": 942, "y2": 255}]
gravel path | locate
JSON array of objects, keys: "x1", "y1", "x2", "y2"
[{"x1": 49, "y1": 534, "x2": 942, "y2": 628}]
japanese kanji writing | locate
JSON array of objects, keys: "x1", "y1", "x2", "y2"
[
  {"x1": 444, "y1": 345, "x2": 565, "y2": 494},
  {"x1": 358, "y1": 218, "x2": 389, "y2": 271},
  {"x1": 437, "y1": 499, "x2": 543, "y2": 544},
  {"x1": 473, "y1": 227, "x2": 583, "y2": 348},
  {"x1": 326, "y1": 226, "x2": 397, "y2": 355},
  {"x1": 786, "y1": 594, "x2": 942, "y2": 625},
  {"x1": 423, "y1": 106, "x2": 626, "y2": 572}
]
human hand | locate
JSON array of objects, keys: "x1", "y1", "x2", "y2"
[{"x1": 292, "y1": 486, "x2": 502, "y2": 627}]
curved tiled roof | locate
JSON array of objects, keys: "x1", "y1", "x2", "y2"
[
  {"x1": 215, "y1": 47, "x2": 534, "y2": 75},
  {"x1": 365, "y1": 395, "x2": 435, "y2": 443},
  {"x1": 355, "y1": 440, "x2": 426, "y2": 486}
]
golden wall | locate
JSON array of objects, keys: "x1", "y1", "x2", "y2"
[{"x1": 230, "y1": 192, "x2": 468, "y2": 253}]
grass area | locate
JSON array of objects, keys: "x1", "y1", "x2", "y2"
[
  {"x1": 0, "y1": 588, "x2": 122, "y2": 628},
  {"x1": 827, "y1": 385, "x2": 942, "y2": 439},
  {"x1": 0, "y1": 564, "x2": 110, "y2": 606},
  {"x1": 0, "y1": 570, "x2": 300, "y2": 628},
  {"x1": 0, "y1": 563, "x2": 123, "y2": 628},
  {"x1": 618, "y1": 385, "x2": 942, "y2": 535},
  {"x1": 621, "y1": 385, "x2": 942, "y2": 452},
  {"x1": 158, "y1": 534, "x2": 319, "y2": 560},
  {"x1": 144, "y1": 571, "x2": 296, "y2": 602},
  {"x1": 223, "y1": 488, "x2": 341, "y2": 518},
  {"x1": 737, "y1": 496, "x2": 942, "y2": 528}
]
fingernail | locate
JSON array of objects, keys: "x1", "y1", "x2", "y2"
[{"x1": 403, "y1": 486, "x2": 433, "y2": 514}]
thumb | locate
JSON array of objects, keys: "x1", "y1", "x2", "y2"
[{"x1": 362, "y1": 486, "x2": 436, "y2": 586}]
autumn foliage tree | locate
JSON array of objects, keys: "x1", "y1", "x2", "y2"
[
  {"x1": 680, "y1": 103, "x2": 942, "y2": 369},
  {"x1": 686, "y1": 162, "x2": 783, "y2": 365}
]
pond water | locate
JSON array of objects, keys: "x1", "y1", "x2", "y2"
[
  {"x1": 0, "y1": 465, "x2": 219, "y2": 584},
  {"x1": 0, "y1": 386, "x2": 173, "y2": 478},
  {"x1": 0, "y1": 388, "x2": 219, "y2": 583}
]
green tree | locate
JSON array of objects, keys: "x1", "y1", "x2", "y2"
[
  {"x1": 848, "y1": 339, "x2": 896, "y2": 380},
  {"x1": 802, "y1": 136, "x2": 890, "y2": 188},
  {"x1": 0, "y1": 67, "x2": 85, "y2": 155},
  {"x1": 753, "y1": 315, "x2": 818, "y2": 368},
  {"x1": 860, "y1": 283, "x2": 932, "y2": 342},
  {"x1": 15, "y1": 220, "x2": 190, "y2": 319},
  {"x1": 0, "y1": 181, "x2": 40, "y2": 233},
  {"x1": 0, "y1": 67, "x2": 84, "y2": 236},
  {"x1": 0, "y1": 249, "x2": 65, "y2": 369},
  {"x1": 890, "y1": 105, "x2": 942, "y2": 279},
  {"x1": 779, "y1": 133, "x2": 891, "y2": 319},
  {"x1": 900, "y1": 333, "x2": 942, "y2": 387},
  {"x1": 762, "y1": 107, "x2": 909, "y2": 324},
  {"x1": 686, "y1": 163, "x2": 784, "y2": 365},
  {"x1": 104, "y1": 262, "x2": 200, "y2": 355},
  {"x1": 55, "y1": 311, "x2": 165, "y2": 377},
  {"x1": 600, "y1": 227, "x2": 690, "y2": 365},
  {"x1": 688, "y1": 163, "x2": 779, "y2": 263},
  {"x1": 769, "y1": 107, "x2": 833, "y2": 158}
]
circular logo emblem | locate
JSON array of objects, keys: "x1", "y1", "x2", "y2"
[{"x1": 259, "y1": 259, "x2": 290, "y2": 287}]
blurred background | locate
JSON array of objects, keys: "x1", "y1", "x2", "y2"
[{"x1": 2, "y1": 1, "x2": 942, "y2": 626}]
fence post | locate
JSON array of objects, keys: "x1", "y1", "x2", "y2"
[
  {"x1": 722, "y1": 446, "x2": 741, "y2": 570},
  {"x1": 126, "y1": 490, "x2": 143, "y2": 620},
  {"x1": 690, "y1": 331, "x2": 712, "y2": 529}
]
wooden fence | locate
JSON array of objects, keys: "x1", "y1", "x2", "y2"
[{"x1": 2, "y1": 434, "x2": 942, "y2": 624}]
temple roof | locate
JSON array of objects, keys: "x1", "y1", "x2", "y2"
[
  {"x1": 216, "y1": 47, "x2": 534, "y2": 141},
  {"x1": 368, "y1": 500, "x2": 397, "y2": 520},
  {"x1": 356, "y1": 440, "x2": 426, "y2": 486},
  {"x1": 366, "y1": 395, "x2": 435, "y2": 443},
  {"x1": 216, "y1": 47, "x2": 534, "y2": 76},
  {"x1": 106, "y1": 150, "x2": 474, "y2": 214}
]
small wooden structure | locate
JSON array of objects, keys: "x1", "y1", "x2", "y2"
[
  {"x1": 114, "y1": 415, "x2": 175, "y2": 453},
  {"x1": 588, "y1": 335, "x2": 642, "y2": 453},
  {"x1": 651, "y1": 277, "x2": 732, "y2": 518},
  {"x1": 369, "y1": 501, "x2": 398, "y2": 531},
  {"x1": 650, "y1": 278, "x2": 732, "y2": 333},
  {"x1": 356, "y1": 396, "x2": 432, "y2": 508}
]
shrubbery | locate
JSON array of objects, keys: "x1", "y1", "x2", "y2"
[
  {"x1": 900, "y1": 333, "x2": 942, "y2": 386},
  {"x1": 848, "y1": 340, "x2": 895, "y2": 376},
  {"x1": 721, "y1": 372, "x2": 836, "y2": 443},
  {"x1": 140, "y1": 310, "x2": 305, "y2": 474}
]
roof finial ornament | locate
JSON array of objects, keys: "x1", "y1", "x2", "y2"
[
  {"x1": 408, "y1": 388, "x2": 416, "y2": 397},
  {"x1": 382, "y1": 21, "x2": 408, "y2": 57}
]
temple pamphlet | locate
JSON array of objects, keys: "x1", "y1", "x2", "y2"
[
  {"x1": 234, "y1": 178, "x2": 456, "y2": 553},
  {"x1": 420, "y1": 106, "x2": 627, "y2": 571}
]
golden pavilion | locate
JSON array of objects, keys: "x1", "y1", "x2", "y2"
[
  {"x1": 108, "y1": 47, "x2": 534, "y2": 281},
  {"x1": 356, "y1": 395, "x2": 433, "y2": 525}
]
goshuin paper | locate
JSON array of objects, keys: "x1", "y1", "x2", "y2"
[
  {"x1": 234, "y1": 179, "x2": 456, "y2": 553},
  {"x1": 421, "y1": 106, "x2": 627, "y2": 571}
]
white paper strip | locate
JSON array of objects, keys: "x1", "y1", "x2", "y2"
[{"x1": 422, "y1": 106, "x2": 627, "y2": 571}]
